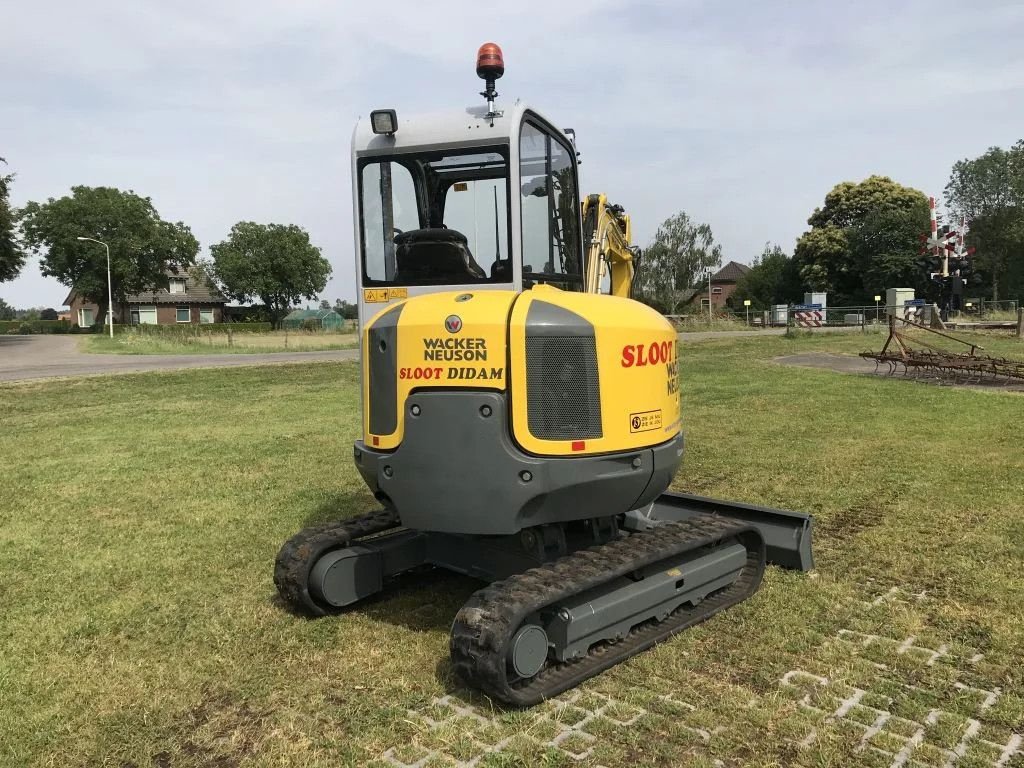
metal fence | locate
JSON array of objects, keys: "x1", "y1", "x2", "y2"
[{"x1": 675, "y1": 300, "x2": 1020, "y2": 330}]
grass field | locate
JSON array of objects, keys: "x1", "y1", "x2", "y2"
[
  {"x1": 2, "y1": 330, "x2": 1023, "y2": 767},
  {"x1": 84, "y1": 329, "x2": 359, "y2": 355}
]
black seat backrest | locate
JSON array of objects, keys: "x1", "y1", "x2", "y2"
[
  {"x1": 393, "y1": 229, "x2": 487, "y2": 284},
  {"x1": 490, "y1": 258, "x2": 512, "y2": 282}
]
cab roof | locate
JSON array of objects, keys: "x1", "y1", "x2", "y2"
[{"x1": 352, "y1": 101, "x2": 567, "y2": 157}]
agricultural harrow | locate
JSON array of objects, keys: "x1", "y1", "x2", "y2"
[{"x1": 860, "y1": 316, "x2": 1024, "y2": 385}]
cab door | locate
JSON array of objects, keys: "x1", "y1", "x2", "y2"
[{"x1": 516, "y1": 116, "x2": 585, "y2": 292}]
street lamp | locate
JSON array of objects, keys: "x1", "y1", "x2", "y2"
[{"x1": 76, "y1": 237, "x2": 114, "y2": 339}]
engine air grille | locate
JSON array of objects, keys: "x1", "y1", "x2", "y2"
[{"x1": 525, "y1": 335, "x2": 602, "y2": 440}]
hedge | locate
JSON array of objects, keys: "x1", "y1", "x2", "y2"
[
  {"x1": 120, "y1": 322, "x2": 273, "y2": 336},
  {"x1": 0, "y1": 320, "x2": 73, "y2": 334}
]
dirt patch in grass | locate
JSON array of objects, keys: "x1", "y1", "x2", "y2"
[
  {"x1": 163, "y1": 688, "x2": 272, "y2": 768},
  {"x1": 822, "y1": 501, "x2": 887, "y2": 540}
]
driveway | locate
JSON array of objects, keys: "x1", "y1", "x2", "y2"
[{"x1": 0, "y1": 335, "x2": 359, "y2": 383}]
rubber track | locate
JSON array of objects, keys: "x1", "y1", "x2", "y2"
[
  {"x1": 273, "y1": 508, "x2": 400, "y2": 616},
  {"x1": 449, "y1": 514, "x2": 765, "y2": 707}
]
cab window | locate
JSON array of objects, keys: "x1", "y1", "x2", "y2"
[
  {"x1": 519, "y1": 122, "x2": 582, "y2": 289},
  {"x1": 359, "y1": 148, "x2": 511, "y2": 286}
]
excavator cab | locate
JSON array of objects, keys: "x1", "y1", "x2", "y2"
[{"x1": 353, "y1": 102, "x2": 585, "y2": 327}]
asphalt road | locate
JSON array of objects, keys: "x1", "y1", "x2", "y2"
[
  {"x1": 0, "y1": 326, "x2": 863, "y2": 383},
  {"x1": 0, "y1": 335, "x2": 359, "y2": 383}
]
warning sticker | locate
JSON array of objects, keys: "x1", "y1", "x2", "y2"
[
  {"x1": 363, "y1": 287, "x2": 409, "y2": 303},
  {"x1": 629, "y1": 409, "x2": 663, "y2": 433}
]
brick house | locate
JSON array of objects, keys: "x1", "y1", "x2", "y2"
[
  {"x1": 64, "y1": 267, "x2": 228, "y2": 327},
  {"x1": 682, "y1": 261, "x2": 751, "y2": 311}
]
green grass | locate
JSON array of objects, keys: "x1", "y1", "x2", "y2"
[
  {"x1": 83, "y1": 329, "x2": 359, "y2": 355},
  {"x1": 2, "y1": 331, "x2": 1023, "y2": 767}
]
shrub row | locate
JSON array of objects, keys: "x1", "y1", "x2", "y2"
[
  {"x1": 0, "y1": 320, "x2": 74, "y2": 334},
  {"x1": 120, "y1": 322, "x2": 273, "y2": 336}
]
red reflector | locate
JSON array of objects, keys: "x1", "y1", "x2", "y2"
[
  {"x1": 571, "y1": 440, "x2": 585, "y2": 452},
  {"x1": 372, "y1": 435, "x2": 379, "y2": 446}
]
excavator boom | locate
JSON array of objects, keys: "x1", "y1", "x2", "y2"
[{"x1": 581, "y1": 193, "x2": 639, "y2": 297}]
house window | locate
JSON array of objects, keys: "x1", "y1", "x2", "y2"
[
  {"x1": 78, "y1": 307, "x2": 94, "y2": 326},
  {"x1": 199, "y1": 308, "x2": 214, "y2": 324},
  {"x1": 711, "y1": 286, "x2": 723, "y2": 295},
  {"x1": 176, "y1": 307, "x2": 191, "y2": 323},
  {"x1": 169, "y1": 278, "x2": 186, "y2": 294},
  {"x1": 136, "y1": 306, "x2": 157, "y2": 325}
]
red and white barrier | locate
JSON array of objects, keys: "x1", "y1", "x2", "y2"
[{"x1": 794, "y1": 310, "x2": 823, "y2": 328}]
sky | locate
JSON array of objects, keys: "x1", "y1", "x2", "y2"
[{"x1": 2, "y1": 0, "x2": 1023, "y2": 308}]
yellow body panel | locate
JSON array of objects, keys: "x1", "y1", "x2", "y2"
[
  {"x1": 362, "y1": 290, "x2": 514, "y2": 450},
  {"x1": 509, "y1": 286, "x2": 680, "y2": 456}
]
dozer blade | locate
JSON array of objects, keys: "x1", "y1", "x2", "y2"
[{"x1": 647, "y1": 491, "x2": 814, "y2": 572}]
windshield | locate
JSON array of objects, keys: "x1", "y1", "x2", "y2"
[{"x1": 359, "y1": 147, "x2": 511, "y2": 286}]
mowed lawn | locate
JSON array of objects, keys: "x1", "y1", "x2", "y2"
[{"x1": 1, "y1": 330, "x2": 1023, "y2": 768}]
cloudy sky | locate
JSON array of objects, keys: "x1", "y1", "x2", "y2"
[{"x1": 2, "y1": 0, "x2": 1022, "y2": 308}]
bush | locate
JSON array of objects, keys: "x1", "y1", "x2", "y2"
[
  {"x1": 301, "y1": 319, "x2": 320, "y2": 332},
  {"x1": 118, "y1": 322, "x2": 273, "y2": 337},
  {"x1": 0, "y1": 320, "x2": 73, "y2": 334}
]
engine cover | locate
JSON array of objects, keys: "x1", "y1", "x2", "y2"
[{"x1": 361, "y1": 285, "x2": 681, "y2": 458}]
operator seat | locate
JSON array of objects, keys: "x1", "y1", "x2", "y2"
[
  {"x1": 393, "y1": 228, "x2": 487, "y2": 284},
  {"x1": 490, "y1": 258, "x2": 512, "y2": 282}
]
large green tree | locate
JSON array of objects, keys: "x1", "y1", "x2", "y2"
[
  {"x1": 636, "y1": 211, "x2": 722, "y2": 314},
  {"x1": 944, "y1": 141, "x2": 1024, "y2": 301},
  {"x1": 794, "y1": 176, "x2": 929, "y2": 304},
  {"x1": 210, "y1": 222, "x2": 331, "y2": 328},
  {"x1": 733, "y1": 243, "x2": 803, "y2": 310},
  {"x1": 20, "y1": 186, "x2": 198, "y2": 328},
  {"x1": 0, "y1": 158, "x2": 26, "y2": 283}
]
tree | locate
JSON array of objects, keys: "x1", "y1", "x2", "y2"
[
  {"x1": 20, "y1": 186, "x2": 198, "y2": 328},
  {"x1": 733, "y1": 243, "x2": 803, "y2": 310},
  {"x1": 637, "y1": 211, "x2": 722, "y2": 314},
  {"x1": 0, "y1": 297, "x2": 14, "y2": 320},
  {"x1": 0, "y1": 158, "x2": 26, "y2": 283},
  {"x1": 794, "y1": 176, "x2": 929, "y2": 304},
  {"x1": 39, "y1": 307, "x2": 59, "y2": 320},
  {"x1": 849, "y1": 208, "x2": 939, "y2": 300},
  {"x1": 210, "y1": 222, "x2": 332, "y2": 328},
  {"x1": 334, "y1": 299, "x2": 358, "y2": 320},
  {"x1": 945, "y1": 141, "x2": 1024, "y2": 300}
]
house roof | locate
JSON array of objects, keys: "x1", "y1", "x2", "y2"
[
  {"x1": 677, "y1": 288, "x2": 700, "y2": 306},
  {"x1": 125, "y1": 267, "x2": 226, "y2": 305},
  {"x1": 710, "y1": 261, "x2": 751, "y2": 284},
  {"x1": 64, "y1": 266, "x2": 227, "y2": 306}
]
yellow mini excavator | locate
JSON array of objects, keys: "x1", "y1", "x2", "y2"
[{"x1": 275, "y1": 43, "x2": 813, "y2": 706}]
